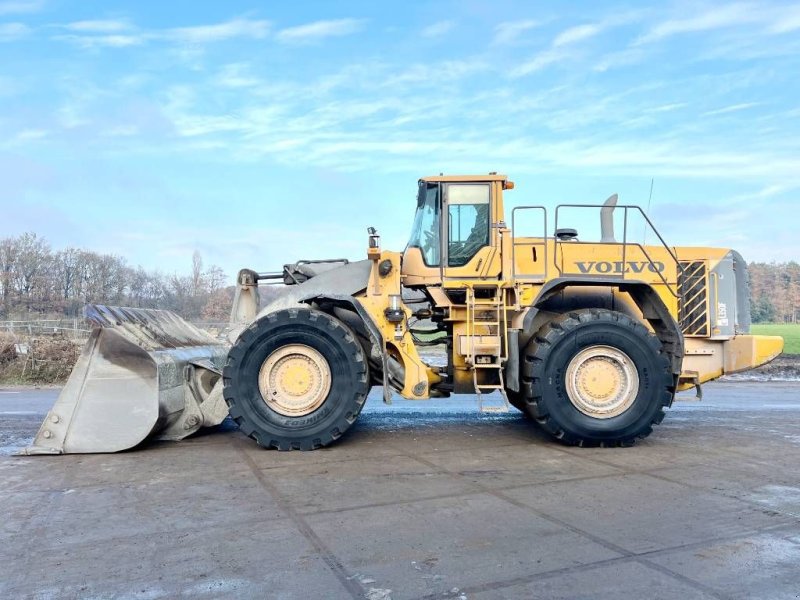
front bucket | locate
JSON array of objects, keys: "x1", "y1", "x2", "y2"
[{"x1": 23, "y1": 305, "x2": 229, "y2": 455}]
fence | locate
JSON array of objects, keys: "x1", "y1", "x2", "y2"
[
  {"x1": 0, "y1": 319, "x2": 228, "y2": 341},
  {"x1": 0, "y1": 319, "x2": 92, "y2": 340}
]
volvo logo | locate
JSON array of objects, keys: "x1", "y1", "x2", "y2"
[{"x1": 575, "y1": 261, "x2": 666, "y2": 274}]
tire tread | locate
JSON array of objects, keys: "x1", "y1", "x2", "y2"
[
  {"x1": 521, "y1": 308, "x2": 675, "y2": 447},
  {"x1": 223, "y1": 307, "x2": 369, "y2": 451}
]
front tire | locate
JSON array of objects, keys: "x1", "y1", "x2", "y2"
[
  {"x1": 223, "y1": 308, "x2": 369, "y2": 450},
  {"x1": 520, "y1": 309, "x2": 675, "y2": 446}
]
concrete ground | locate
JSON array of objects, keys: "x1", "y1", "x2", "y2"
[{"x1": 1, "y1": 382, "x2": 800, "y2": 600}]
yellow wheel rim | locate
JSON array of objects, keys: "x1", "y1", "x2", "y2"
[
  {"x1": 258, "y1": 344, "x2": 331, "y2": 417},
  {"x1": 565, "y1": 345, "x2": 639, "y2": 419}
]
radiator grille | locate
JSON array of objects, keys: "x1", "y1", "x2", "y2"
[{"x1": 678, "y1": 261, "x2": 709, "y2": 336}]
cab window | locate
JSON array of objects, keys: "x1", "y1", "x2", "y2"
[{"x1": 447, "y1": 184, "x2": 490, "y2": 267}]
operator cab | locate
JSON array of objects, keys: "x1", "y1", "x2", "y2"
[{"x1": 402, "y1": 174, "x2": 511, "y2": 286}]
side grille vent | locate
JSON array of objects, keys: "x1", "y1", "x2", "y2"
[{"x1": 678, "y1": 261, "x2": 709, "y2": 336}]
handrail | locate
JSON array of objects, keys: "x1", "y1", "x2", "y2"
[{"x1": 554, "y1": 203, "x2": 685, "y2": 298}]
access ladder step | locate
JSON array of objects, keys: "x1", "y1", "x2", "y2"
[
  {"x1": 475, "y1": 362, "x2": 511, "y2": 412},
  {"x1": 480, "y1": 405, "x2": 510, "y2": 414},
  {"x1": 477, "y1": 390, "x2": 511, "y2": 413}
]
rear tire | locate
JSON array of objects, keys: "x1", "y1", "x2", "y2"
[
  {"x1": 520, "y1": 309, "x2": 674, "y2": 447},
  {"x1": 223, "y1": 307, "x2": 369, "y2": 450}
]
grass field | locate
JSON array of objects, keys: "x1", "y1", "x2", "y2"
[{"x1": 751, "y1": 323, "x2": 800, "y2": 355}]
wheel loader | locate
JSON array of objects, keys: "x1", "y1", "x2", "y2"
[{"x1": 25, "y1": 173, "x2": 784, "y2": 454}]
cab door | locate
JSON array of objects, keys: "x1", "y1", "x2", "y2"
[{"x1": 442, "y1": 182, "x2": 500, "y2": 280}]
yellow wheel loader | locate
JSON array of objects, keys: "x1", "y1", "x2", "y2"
[{"x1": 25, "y1": 174, "x2": 784, "y2": 454}]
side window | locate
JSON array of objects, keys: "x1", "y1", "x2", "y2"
[{"x1": 447, "y1": 184, "x2": 490, "y2": 267}]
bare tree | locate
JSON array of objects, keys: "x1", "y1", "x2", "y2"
[
  {"x1": 204, "y1": 265, "x2": 227, "y2": 292},
  {"x1": 191, "y1": 250, "x2": 203, "y2": 297},
  {"x1": 0, "y1": 237, "x2": 19, "y2": 317},
  {"x1": 0, "y1": 234, "x2": 245, "y2": 319},
  {"x1": 202, "y1": 288, "x2": 234, "y2": 320},
  {"x1": 12, "y1": 233, "x2": 52, "y2": 313}
]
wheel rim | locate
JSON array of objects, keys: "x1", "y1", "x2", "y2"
[
  {"x1": 258, "y1": 344, "x2": 332, "y2": 417},
  {"x1": 564, "y1": 345, "x2": 639, "y2": 419}
]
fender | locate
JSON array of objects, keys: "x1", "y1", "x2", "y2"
[
  {"x1": 521, "y1": 277, "x2": 684, "y2": 378},
  {"x1": 299, "y1": 294, "x2": 393, "y2": 404}
]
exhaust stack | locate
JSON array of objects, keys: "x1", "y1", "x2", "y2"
[{"x1": 600, "y1": 194, "x2": 618, "y2": 243}]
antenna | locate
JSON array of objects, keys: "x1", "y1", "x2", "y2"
[{"x1": 643, "y1": 178, "x2": 654, "y2": 244}]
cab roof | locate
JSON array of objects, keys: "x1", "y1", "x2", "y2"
[{"x1": 420, "y1": 173, "x2": 508, "y2": 183}]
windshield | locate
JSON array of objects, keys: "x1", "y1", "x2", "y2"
[{"x1": 406, "y1": 182, "x2": 440, "y2": 266}]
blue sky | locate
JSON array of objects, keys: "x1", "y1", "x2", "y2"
[{"x1": 1, "y1": 0, "x2": 799, "y2": 277}]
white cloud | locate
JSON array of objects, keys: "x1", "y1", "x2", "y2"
[
  {"x1": 702, "y1": 102, "x2": 760, "y2": 116},
  {"x1": 509, "y1": 21, "x2": 597, "y2": 76},
  {"x1": 168, "y1": 18, "x2": 271, "y2": 43},
  {"x1": 648, "y1": 102, "x2": 688, "y2": 113},
  {"x1": 172, "y1": 114, "x2": 248, "y2": 137},
  {"x1": 515, "y1": 13, "x2": 645, "y2": 75},
  {"x1": 0, "y1": 0, "x2": 43, "y2": 15},
  {"x1": 557, "y1": 11, "x2": 644, "y2": 49},
  {"x1": 276, "y1": 18, "x2": 364, "y2": 44},
  {"x1": 636, "y1": 3, "x2": 760, "y2": 44},
  {"x1": 15, "y1": 128, "x2": 48, "y2": 141},
  {"x1": 728, "y1": 183, "x2": 796, "y2": 203},
  {"x1": 769, "y1": 5, "x2": 800, "y2": 33},
  {"x1": 593, "y1": 47, "x2": 645, "y2": 72},
  {"x1": 510, "y1": 48, "x2": 564, "y2": 77},
  {"x1": 214, "y1": 63, "x2": 261, "y2": 88},
  {"x1": 64, "y1": 19, "x2": 132, "y2": 33},
  {"x1": 0, "y1": 21, "x2": 30, "y2": 41},
  {"x1": 420, "y1": 20, "x2": 454, "y2": 38},
  {"x1": 553, "y1": 23, "x2": 604, "y2": 47},
  {"x1": 754, "y1": 183, "x2": 795, "y2": 198},
  {"x1": 492, "y1": 20, "x2": 539, "y2": 45},
  {"x1": 54, "y1": 17, "x2": 272, "y2": 48},
  {"x1": 54, "y1": 33, "x2": 145, "y2": 48},
  {"x1": 381, "y1": 58, "x2": 487, "y2": 86}
]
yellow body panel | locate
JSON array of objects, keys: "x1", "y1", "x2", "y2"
[
  {"x1": 371, "y1": 174, "x2": 784, "y2": 398},
  {"x1": 678, "y1": 334, "x2": 784, "y2": 390},
  {"x1": 354, "y1": 250, "x2": 439, "y2": 399},
  {"x1": 403, "y1": 233, "x2": 783, "y2": 394},
  {"x1": 723, "y1": 334, "x2": 784, "y2": 374}
]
